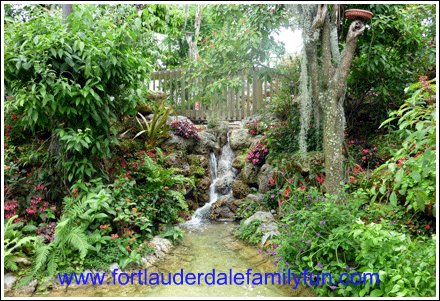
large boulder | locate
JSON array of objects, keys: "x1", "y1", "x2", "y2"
[
  {"x1": 232, "y1": 180, "x2": 251, "y2": 199},
  {"x1": 229, "y1": 128, "x2": 252, "y2": 151},
  {"x1": 258, "y1": 163, "x2": 275, "y2": 193},
  {"x1": 245, "y1": 193, "x2": 265, "y2": 204}
]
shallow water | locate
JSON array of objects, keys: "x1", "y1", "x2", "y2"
[{"x1": 39, "y1": 223, "x2": 314, "y2": 297}]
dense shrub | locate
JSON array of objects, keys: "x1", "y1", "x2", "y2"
[
  {"x1": 4, "y1": 5, "x2": 151, "y2": 185},
  {"x1": 247, "y1": 140, "x2": 268, "y2": 166}
]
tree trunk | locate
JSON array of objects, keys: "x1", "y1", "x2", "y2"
[{"x1": 62, "y1": 4, "x2": 72, "y2": 22}]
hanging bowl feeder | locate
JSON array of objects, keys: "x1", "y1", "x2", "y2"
[{"x1": 345, "y1": 9, "x2": 374, "y2": 22}]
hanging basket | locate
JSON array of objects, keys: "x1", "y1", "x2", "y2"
[{"x1": 345, "y1": 9, "x2": 374, "y2": 22}]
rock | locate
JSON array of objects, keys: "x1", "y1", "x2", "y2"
[
  {"x1": 15, "y1": 257, "x2": 31, "y2": 266},
  {"x1": 259, "y1": 222, "x2": 278, "y2": 247},
  {"x1": 240, "y1": 161, "x2": 260, "y2": 185},
  {"x1": 232, "y1": 180, "x2": 251, "y2": 199},
  {"x1": 141, "y1": 255, "x2": 156, "y2": 268},
  {"x1": 229, "y1": 129, "x2": 252, "y2": 151},
  {"x1": 4, "y1": 273, "x2": 17, "y2": 292},
  {"x1": 151, "y1": 236, "x2": 172, "y2": 254},
  {"x1": 166, "y1": 115, "x2": 193, "y2": 126},
  {"x1": 163, "y1": 134, "x2": 196, "y2": 152},
  {"x1": 241, "y1": 115, "x2": 263, "y2": 127},
  {"x1": 15, "y1": 279, "x2": 37, "y2": 296},
  {"x1": 209, "y1": 195, "x2": 236, "y2": 220},
  {"x1": 198, "y1": 177, "x2": 211, "y2": 191},
  {"x1": 109, "y1": 263, "x2": 119, "y2": 273},
  {"x1": 258, "y1": 164, "x2": 275, "y2": 193},
  {"x1": 232, "y1": 154, "x2": 246, "y2": 170},
  {"x1": 243, "y1": 211, "x2": 274, "y2": 226},
  {"x1": 215, "y1": 175, "x2": 234, "y2": 195},
  {"x1": 288, "y1": 151, "x2": 325, "y2": 173},
  {"x1": 193, "y1": 131, "x2": 217, "y2": 155},
  {"x1": 136, "y1": 103, "x2": 153, "y2": 115},
  {"x1": 245, "y1": 193, "x2": 265, "y2": 204}
]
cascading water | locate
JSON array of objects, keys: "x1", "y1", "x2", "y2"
[{"x1": 183, "y1": 132, "x2": 236, "y2": 229}]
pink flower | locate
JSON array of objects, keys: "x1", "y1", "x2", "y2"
[
  {"x1": 362, "y1": 156, "x2": 367, "y2": 160},
  {"x1": 363, "y1": 149, "x2": 369, "y2": 153}
]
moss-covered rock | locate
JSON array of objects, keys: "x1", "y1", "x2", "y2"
[{"x1": 232, "y1": 180, "x2": 251, "y2": 199}]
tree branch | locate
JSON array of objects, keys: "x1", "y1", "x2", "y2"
[
  {"x1": 311, "y1": 4, "x2": 328, "y2": 31},
  {"x1": 333, "y1": 20, "x2": 365, "y2": 99}
]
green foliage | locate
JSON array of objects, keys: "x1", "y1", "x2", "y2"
[
  {"x1": 4, "y1": 5, "x2": 151, "y2": 185},
  {"x1": 4, "y1": 216, "x2": 43, "y2": 272},
  {"x1": 365, "y1": 79, "x2": 436, "y2": 215},
  {"x1": 21, "y1": 184, "x2": 115, "y2": 283},
  {"x1": 274, "y1": 189, "x2": 436, "y2": 297},
  {"x1": 236, "y1": 198, "x2": 267, "y2": 220},
  {"x1": 345, "y1": 4, "x2": 436, "y2": 136},
  {"x1": 160, "y1": 226, "x2": 185, "y2": 244},
  {"x1": 234, "y1": 220, "x2": 264, "y2": 246},
  {"x1": 134, "y1": 102, "x2": 174, "y2": 150}
]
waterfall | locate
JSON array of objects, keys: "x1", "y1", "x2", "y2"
[{"x1": 183, "y1": 132, "x2": 236, "y2": 229}]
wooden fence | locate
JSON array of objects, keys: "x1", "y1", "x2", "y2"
[{"x1": 149, "y1": 69, "x2": 281, "y2": 122}]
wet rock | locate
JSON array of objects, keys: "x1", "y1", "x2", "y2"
[
  {"x1": 243, "y1": 211, "x2": 274, "y2": 226},
  {"x1": 15, "y1": 279, "x2": 37, "y2": 296},
  {"x1": 215, "y1": 175, "x2": 234, "y2": 195},
  {"x1": 4, "y1": 273, "x2": 17, "y2": 292},
  {"x1": 209, "y1": 195, "x2": 236, "y2": 220},
  {"x1": 229, "y1": 129, "x2": 252, "y2": 151},
  {"x1": 232, "y1": 180, "x2": 251, "y2": 199},
  {"x1": 258, "y1": 164, "x2": 275, "y2": 193}
]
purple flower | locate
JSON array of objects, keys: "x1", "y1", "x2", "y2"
[
  {"x1": 307, "y1": 194, "x2": 312, "y2": 199},
  {"x1": 285, "y1": 262, "x2": 289, "y2": 267},
  {"x1": 306, "y1": 240, "x2": 311, "y2": 246},
  {"x1": 329, "y1": 285, "x2": 337, "y2": 291},
  {"x1": 271, "y1": 195, "x2": 275, "y2": 199},
  {"x1": 320, "y1": 220, "x2": 326, "y2": 225},
  {"x1": 392, "y1": 220, "x2": 396, "y2": 225},
  {"x1": 317, "y1": 262, "x2": 323, "y2": 269},
  {"x1": 316, "y1": 232, "x2": 321, "y2": 237}
]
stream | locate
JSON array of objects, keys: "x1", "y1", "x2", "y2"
[{"x1": 36, "y1": 134, "x2": 313, "y2": 297}]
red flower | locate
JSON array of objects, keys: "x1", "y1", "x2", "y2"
[
  {"x1": 315, "y1": 174, "x2": 325, "y2": 184},
  {"x1": 283, "y1": 186, "x2": 291, "y2": 198},
  {"x1": 299, "y1": 186, "x2": 306, "y2": 191},
  {"x1": 111, "y1": 233, "x2": 119, "y2": 239},
  {"x1": 425, "y1": 224, "x2": 431, "y2": 230},
  {"x1": 11, "y1": 114, "x2": 17, "y2": 120},
  {"x1": 353, "y1": 164, "x2": 363, "y2": 174},
  {"x1": 349, "y1": 176, "x2": 355, "y2": 183},
  {"x1": 390, "y1": 211, "x2": 394, "y2": 215}
]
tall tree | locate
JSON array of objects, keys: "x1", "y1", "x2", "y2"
[{"x1": 291, "y1": 4, "x2": 368, "y2": 193}]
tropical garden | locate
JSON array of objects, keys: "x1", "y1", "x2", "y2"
[{"x1": 2, "y1": 3, "x2": 437, "y2": 298}]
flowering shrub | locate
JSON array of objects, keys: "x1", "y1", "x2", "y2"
[
  {"x1": 245, "y1": 120, "x2": 267, "y2": 136},
  {"x1": 347, "y1": 139, "x2": 383, "y2": 169},
  {"x1": 171, "y1": 120, "x2": 200, "y2": 140},
  {"x1": 247, "y1": 141, "x2": 268, "y2": 166}
]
